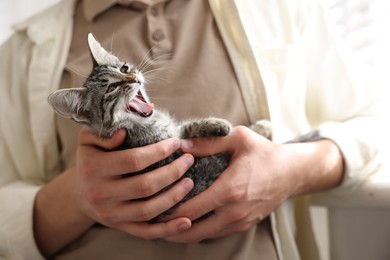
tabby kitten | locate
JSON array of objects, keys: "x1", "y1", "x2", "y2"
[{"x1": 48, "y1": 33, "x2": 233, "y2": 221}]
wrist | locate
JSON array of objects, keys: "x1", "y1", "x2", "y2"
[
  {"x1": 280, "y1": 139, "x2": 344, "y2": 197},
  {"x1": 34, "y1": 167, "x2": 95, "y2": 257}
]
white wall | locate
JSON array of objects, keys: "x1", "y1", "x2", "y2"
[{"x1": 0, "y1": 0, "x2": 60, "y2": 44}]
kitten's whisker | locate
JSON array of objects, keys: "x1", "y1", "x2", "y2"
[
  {"x1": 144, "y1": 75, "x2": 171, "y2": 84},
  {"x1": 138, "y1": 52, "x2": 173, "y2": 73},
  {"x1": 137, "y1": 45, "x2": 159, "y2": 71},
  {"x1": 143, "y1": 66, "x2": 176, "y2": 76},
  {"x1": 98, "y1": 119, "x2": 104, "y2": 137},
  {"x1": 144, "y1": 74, "x2": 172, "y2": 85},
  {"x1": 147, "y1": 95, "x2": 173, "y2": 101},
  {"x1": 151, "y1": 53, "x2": 173, "y2": 62},
  {"x1": 144, "y1": 65, "x2": 176, "y2": 73},
  {"x1": 143, "y1": 55, "x2": 172, "y2": 71},
  {"x1": 110, "y1": 33, "x2": 116, "y2": 53},
  {"x1": 66, "y1": 66, "x2": 88, "y2": 79},
  {"x1": 121, "y1": 98, "x2": 129, "y2": 113},
  {"x1": 116, "y1": 49, "x2": 123, "y2": 58},
  {"x1": 143, "y1": 66, "x2": 176, "y2": 85},
  {"x1": 149, "y1": 53, "x2": 173, "y2": 65}
]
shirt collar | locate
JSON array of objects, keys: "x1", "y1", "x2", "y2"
[
  {"x1": 83, "y1": 0, "x2": 119, "y2": 22},
  {"x1": 82, "y1": 0, "x2": 167, "y2": 22}
]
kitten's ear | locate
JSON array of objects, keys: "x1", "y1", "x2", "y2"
[
  {"x1": 88, "y1": 33, "x2": 120, "y2": 67},
  {"x1": 48, "y1": 88, "x2": 90, "y2": 124}
]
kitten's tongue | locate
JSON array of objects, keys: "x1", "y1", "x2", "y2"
[{"x1": 128, "y1": 97, "x2": 154, "y2": 117}]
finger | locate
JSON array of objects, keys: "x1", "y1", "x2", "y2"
[
  {"x1": 120, "y1": 177, "x2": 194, "y2": 222},
  {"x1": 79, "y1": 127, "x2": 127, "y2": 150},
  {"x1": 114, "y1": 154, "x2": 194, "y2": 200},
  {"x1": 106, "y1": 177, "x2": 193, "y2": 223},
  {"x1": 112, "y1": 138, "x2": 181, "y2": 175},
  {"x1": 163, "y1": 213, "x2": 223, "y2": 243},
  {"x1": 206, "y1": 218, "x2": 258, "y2": 240},
  {"x1": 118, "y1": 217, "x2": 192, "y2": 240},
  {"x1": 80, "y1": 153, "x2": 194, "y2": 206},
  {"x1": 180, "y1": 135, "x2": 233, "y2": 156},
  {"x1": 164, "y1": 214, "x2": 258, "y2": 243},
  {"x1": 83, "y1": 138, "x2": 182, "y2": 177},
  {"x1": 166, "y1": 179, "x2": 221, "y2": 221}
]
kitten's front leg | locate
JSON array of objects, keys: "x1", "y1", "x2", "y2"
[
  {"x1": 180, "y1": 117, "x2": 232, "y2": 139},
  {"x1": 249, "y1": 119, "x2": 272, "y2": 140}
]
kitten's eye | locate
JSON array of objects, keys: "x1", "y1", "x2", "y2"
[
  {"x1": 107, "y1": 85, "x2": 117, "y2": 93},
  {"x1": 120, "y1": 65, "x2": 129, "y2": 73}
]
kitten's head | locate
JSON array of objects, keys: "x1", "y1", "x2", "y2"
[{"x1": 48, "y1": 33, "x2": 154, "y2": 137}]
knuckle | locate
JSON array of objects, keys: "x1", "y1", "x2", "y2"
[
  {"x1": 234, "y1": 223, "x2": 252, "y2": 233},
  {"x1": 159, "y1": 138, "x2": 179, "y2": 157},
  {"x1": 170, "y1": 190, "x2": 185, "y2": 205},
  {"x1": 85, "y1": 187, "x2": 104, "y2": 205},
  {"x1": 78, "y1": 158, "x2": 97, "y2": 180},
  {"x1": 135, "y1": 179, "x2": 155, "y2": 197},
  {"x1": 223, "y1": 187, "x2": 245, "y2": 204},
  {"x1": 160, "y1": 143, "x2": 171, "y2": 156},
  {"x1": 139, "y1": 231, "x2": 158, "y2": 240},
  {"x1": 234, "y1": 125, "x2": 252, "y2": 141},
  {"x1": 97, "y1": 207, "x2": 124, "y2": 226},
  {"x1": 227, "y1": 210, "x2": 248, "y2": 224},
  {"x1": 171, "y1": 154, "x2": 193, "y2": 178},
  {"x1": 96, "y1": 210, "x2": 115, "y2": 224},
  {"x1": 158, "y1": 143, "x2": 174, "y2": 158},
  {"x1": 126, "y1": 154, "x2": 142, "y2": 171},
  {"x1": 234, "y1": 125, "x2": 249, "y2": 135},
  {"x1": 136, "y1": 207, "x2": 155, "y2": 221},
  {"x1": 77, "y1": 127, "x2": 90, "y2": 142},
  {"x1": 187, "y1": 237, "x2": 202, "y2": 244},
  {"x1": 169, "y1": 162, "x2": 186, "y2": 180}
]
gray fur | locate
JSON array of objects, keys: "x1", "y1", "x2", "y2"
[{"x1": 48, "y1": 34, "x2": 233, "y2": 221}]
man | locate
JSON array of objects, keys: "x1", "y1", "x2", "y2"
[{"x1": 0, "y1": 0, "x2": 385, "y2": 259}]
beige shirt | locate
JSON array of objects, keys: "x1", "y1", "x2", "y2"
[
  {"x1": 56, "y1": 0, "x2": 277, "y2": 259},
  {"x1": 57, "y1": 0, "x2": 252, "y2": 169}
]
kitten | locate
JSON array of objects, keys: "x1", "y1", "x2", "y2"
[{"x1": 48, "y1": 33, "x2": 234, "y2": 221}]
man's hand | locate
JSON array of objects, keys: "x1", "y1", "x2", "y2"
[
  {"x1": 34, "y1": 127, "x2": 195, "y2": 256},
  {"x1": 76, "y1": 127, "x2": 195, "y2": 238},
  {"x1": 162, "y1": 126, "x2": 343, "y2": 243}
]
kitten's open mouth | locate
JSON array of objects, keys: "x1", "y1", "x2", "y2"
[{"x1": 127, "y1": 90, "x2": 154, "y2": 117}]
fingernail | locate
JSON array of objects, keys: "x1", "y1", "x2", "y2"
[
  {"x1": 181, "y1": 139, "x2": 193, "y2": 150},
  {"x1": 171, "y1": 138, "x2": 181, "y2": 150},
  {"x1": 182, "y1": 178, "x2": 194, "y2": 192},
  {"x1": 178, "y1": 221, "x2": 191, "y2": 232},
  {"x1": 184, "y1": 154, "x2": 194, "y2": 167}
]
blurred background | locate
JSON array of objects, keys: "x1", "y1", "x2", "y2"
[
  {"x1": 1, "y1": 1, "x2": 389, "y2": 259},
  {"x1": 1, "y1": 0, "x2": 389, "y2": 73}
]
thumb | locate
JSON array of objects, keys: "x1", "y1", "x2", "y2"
[{"x1": 180, "y1": 136, "x2": 232, "y2": 157}]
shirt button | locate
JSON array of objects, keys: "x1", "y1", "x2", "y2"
[
  {"x1": 152, "y1": 30, "x2": 165, "y2": 41},
  {"x1": 150, "y1": 6, "x2": 158, "y2": 16}
]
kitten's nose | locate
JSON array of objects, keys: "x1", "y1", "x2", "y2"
[{"x1": 125, "y1": 73, "x2": 139, "y2": 83}]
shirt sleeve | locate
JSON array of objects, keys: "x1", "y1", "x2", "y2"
[
  {"x1": 0, "y1": 31, "x2": 45, "y2": 260},
  {"x1": 0, "y1": 182, "x2": 44, "y2": 260},
  {"x1": 1, "y1": 0, "x2": 75, "y2": 257},
  {"x1": 303, "y1": 1, "x2": 387, "y2": 195}
]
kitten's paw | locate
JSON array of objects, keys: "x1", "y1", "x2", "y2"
[
  {"x1": 181, "y1": 118, "x2": 232, "y2": 139},
  {"x1": 250, "y1": 119, "x2": 272, "y2": 140}
]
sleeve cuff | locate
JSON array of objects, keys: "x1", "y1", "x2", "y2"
[
  {"x1": 318, "y1": 121, "x2": 382, "y2": 197},
  {"x1": 0, "y1": 181, "x2": 45, "y2": 260}
]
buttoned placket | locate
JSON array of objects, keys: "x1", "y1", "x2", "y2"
[{"x1": 146, "y1": 3, "x2": 172, "y2": 55}]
